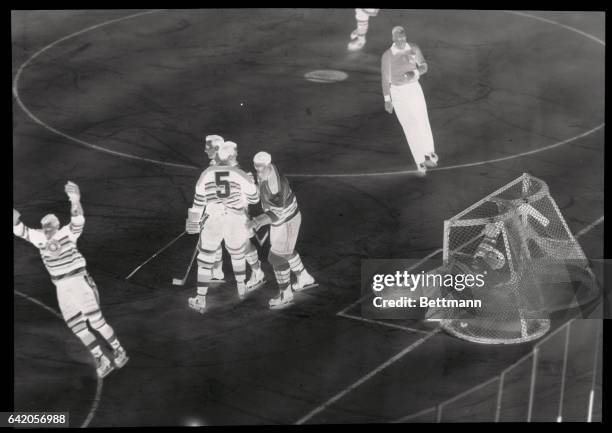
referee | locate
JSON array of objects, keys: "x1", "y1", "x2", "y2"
[{"x1": 381, "y1": 26, "x2": 438, "y2": 176}]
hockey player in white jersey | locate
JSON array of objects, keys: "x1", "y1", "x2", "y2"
[
  {"x1": 204, "y1": 134, "x2": 226, "y2": 280},
  {"x1": 186, "y1": 141, "x2": 262, "y2": 313},
  {"x1": 348, "y1": 8, "x2": 380, "y2": 51},
  {"x1": 13, "y1": 182, "x2": 128, "y2": 379},
  {"x1": 202, "y1": 136, "x2": 264, "y2": 287}
]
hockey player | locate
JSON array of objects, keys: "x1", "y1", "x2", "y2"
[
  {"x1": 13, "y1": 182, "x2": 129, "y2": 379},
  {"x1": 248, "y1": 152, "x2": 316, "y2": 309},
  {"x1": 219, "y1": 141, "x2": 266, "y2": 291},
  {"x1": 347, "y1": 8, "x2": 380, "y2": 51},
  {"x1": 186, "y1": 141, "x2": 261, "y2": 314},
  {"x1": 203, "y1": 134, "x2": 226, "y2": 280}
]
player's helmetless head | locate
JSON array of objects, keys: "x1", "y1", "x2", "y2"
[
  {"x1": 41, "y1": 214, "x2": 60, "y2": 239},
  {"x1": 217, "y1": 141, "x2": 238, "y2": 165},
  {"x1": 205, "y1": 135, "x2": 224, "y2": 160},
  {"x1": 253, "y1": 151, "x2": 273, "y2": 181},
  {"x1": 392, "y1": 26, "x2": 407, "y2": 49}
]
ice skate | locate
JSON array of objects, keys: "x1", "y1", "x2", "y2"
[
  {"x1": 245, "y1": 268, "x2": 266, "y2": 293},
  {"x1": 348, "y1": 34, "x2": 366, "y2": 51},
  {"x1": 188, "y1": 295, "x2": 207, "y2": 314},
  {"x1": 269, "y1": 287, "x2": 294, "y2": 309},
  {"x1": 292, "y1": 271, "x2": 317, "y2": 292},
  {"x1": 112, "y1": 346, "x2": 130, "y2": 369},
  {"x1": 424, "y1": 152, "x2": 438, "y2": 168},
  {"x1": 95, "y1": 354, "x2": 114, "y2": 379},
  {"x1": 416, "y1": 162, "x2": 427, "y2": 177}
]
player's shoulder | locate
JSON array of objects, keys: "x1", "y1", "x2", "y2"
[
  {"x1": 271, "y1": 163, "x2": 285, "y2": 180},
  {"x1": 198, "y1": 165, "x2": 219, "y2": 180},
  {"x1": 27, "y1": 228, "x2": 47, "y2": 245},
  {"x1": 226, "y1": 165, "x2": 254, "y2": 182},
  {"x1": 58, "y1": 225, "x2": 73, "y2": 238}
]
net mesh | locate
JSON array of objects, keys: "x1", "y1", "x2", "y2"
[{"x1": 431, "y1": 174, "x2": 598, "y2": 344}]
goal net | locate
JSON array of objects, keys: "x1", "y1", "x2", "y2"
[{"x1": 427, "y1": 173, "x2": 598, "y2": 344}]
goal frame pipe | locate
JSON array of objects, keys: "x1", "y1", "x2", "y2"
[{"x1": 556, "y1": 322, "x2": 571, "y2": 422}]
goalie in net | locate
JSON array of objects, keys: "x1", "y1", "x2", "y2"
[{"x1": 423, "y1": 173, "x2": 599, "y2": 344}]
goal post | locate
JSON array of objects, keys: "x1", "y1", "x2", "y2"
[{"x1": 432, "y1": 173, "x2": 598, "y2": 344}]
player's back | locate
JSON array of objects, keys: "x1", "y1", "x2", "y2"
[{"x1": 195, "y1": 164, "x2": 259, "y2": 214}]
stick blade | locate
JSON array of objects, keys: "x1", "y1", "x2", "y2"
[{"x1": 172, "y1": 278, "x2": 186, "y2": 286}]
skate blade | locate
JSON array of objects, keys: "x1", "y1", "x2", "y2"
[
  {"x1": 98, "y1": 366, "x2": 115, "y2": 379},
  {"x1": 294, "y1": 283, "x2": 319, "y2": 292},
  {"x1": 269, "y1": 300, "x2": 293, "y2": 310},
  {"x1": 188, "y1": 303, "x2": 206, "y2": 314},
  {"x1": 424, "y1": 160, "x2": 438, "y2": 168},
  {"x1": 246, "y1": 279, "x2": 267, "y2": 292},
  {"x1": 211, "y1": 278, "x2": 226, "y2": 283},
  {"x1": 115, "y1": 356, "x2": 130, "y2": 369}
]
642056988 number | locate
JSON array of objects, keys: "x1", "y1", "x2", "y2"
[{"x1": 1, "y1": 412, "x2": 69, "y2": 427}]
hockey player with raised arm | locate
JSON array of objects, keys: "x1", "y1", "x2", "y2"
[
  {"x1": 186, "y1": 141, "x2": 262, "y2": 314},
  {"x1": 248, "y1": 152, "x2": 316, "y2": 309},
  {"x1": 13, "y1": 182, "x2": 129, "y2": 379}
]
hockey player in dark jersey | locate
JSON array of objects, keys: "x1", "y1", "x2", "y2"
[{"x1": 248, "y1": 151, "x2": 316, "y2": 309}]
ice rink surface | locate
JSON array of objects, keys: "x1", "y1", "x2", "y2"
[{"x1": 12, "y1": 9, "x2": 603, "y2": 425}]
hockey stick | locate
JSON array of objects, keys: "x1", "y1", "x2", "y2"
[
  {"x1": 254, "y1": 228, "x2": 269, "y2": 247},
  {"x1": 125, "y1": 230, "x2": 186, "y2": 280},
  {"x1": 172, "y1": 238, "x2": 200, "y2": 286}
]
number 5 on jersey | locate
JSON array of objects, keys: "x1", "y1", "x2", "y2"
[{"x1": 215, "y1": 171, "x2": 230, "y2": 198}]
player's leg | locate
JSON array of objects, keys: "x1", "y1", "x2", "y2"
[
  {"x1": 212, "y1": 244, "x2": 224, "y2": 280},
  {"x1": 348, "y1": 8, "x2": 378, "y2": 51},
  {"x1": 224, "y1": 213, "x2": 249, "y2": 299},
  {"x1": 268, "y1": 251, "x2": 293, "y2": 309},
  {"x1": 413, "y1": 83, "x2": 437, "y2": 167},
  {"x1": 56, "y1": 278, "x2": 113, "y2": 378},
  {"x1": 80, "y1": 273, "x2": 129, "y2": 369},
  {"x1": 283, "y1": 213, "x2": 316, "y2": 291},
  {"x1": 190, "y1": 216, "x2": 223, "y2": 313},
  {"x1": 391, "y1": 85, "x2": 428, "y2": 175},
  {"x1": 268, "y1": 224, "x2": 294, "y2": 309},
  {"x1": 245, "y1": 239, "x2": 265, "y2": 290}
]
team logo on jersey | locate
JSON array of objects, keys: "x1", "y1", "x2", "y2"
[{"x1": 46, "y1": 239, "x2": 62, "y2": 257}]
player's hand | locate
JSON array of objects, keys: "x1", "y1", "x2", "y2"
[
  {"x1": 246, "y1": 172, "x2": 255, "y2": 183},
  {"x1": 13, "y1": 208, "x2": 20, "y2": 226},
  {"x1": 384, "y1": 101, "x2": 394, "y2": 114},
  {"x1": 65, "y1": 181, "x2": 81, "y2": 202},
  {"x1": 404, "y1": 62, "x2": 417, "y2": 72},
  {"x1": 186, "y1": 218, "x2": 201, "y2": 234}
]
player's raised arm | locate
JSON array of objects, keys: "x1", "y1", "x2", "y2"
[
  {"x1": 65, "y1": 181, "x2": 85, "y2": 239},
  {"x1": 13, "y1": 208, "x2": 27, "y2": 238},
  {"x1": 13, "y1": 207, "x2": 45, "y2": 245}
]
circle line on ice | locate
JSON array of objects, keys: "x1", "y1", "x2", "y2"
[
  {"x1": 13, "y1": 10, "x2": 604, "y2": 177},
  {"x1": 14, "y1": 290, "x2": 103, "y2": 428}
]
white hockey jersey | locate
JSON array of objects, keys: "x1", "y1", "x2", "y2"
[
  {"x1": 192, "y1": 163, "x2": 259, "y2": 216},
  {"x1": 13, "y1": 215, "x2": 87, "y2": 281}
]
